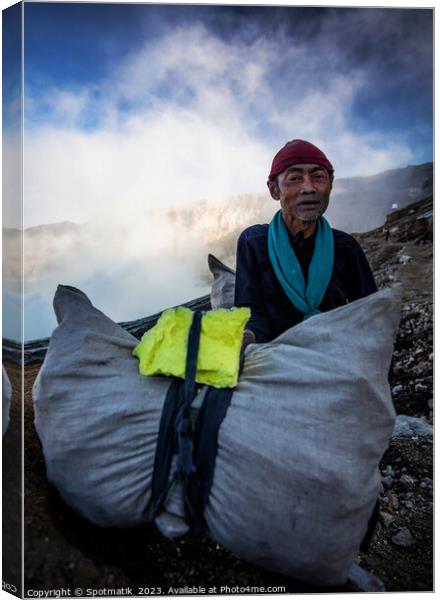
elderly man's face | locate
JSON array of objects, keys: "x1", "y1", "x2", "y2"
[{"x1": 269, "y1": 163, "x2": 332, "y2": 222}]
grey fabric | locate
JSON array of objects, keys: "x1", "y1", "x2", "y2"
[
  {"x1": 33, "y1": 285, "x2": 171, "y2": 528},
  {"x1": 208, "y1": 254, "x2": 235, "y2": 310},
  {"x1": 205, "y1": 287, "x2": 400, "y2": 586},
  {"x1": 2, "y1": 366, "x2": 11, "y2": 438},
  {"x1": 33, "y1": 283, "x2": 400, "y2": 586}
]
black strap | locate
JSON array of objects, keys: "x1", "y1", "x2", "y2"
[
  {"x1": 149, "y1": 378, "x2": 185, "y2": 516},
  {"x1": 175, "y1": 310, "x2": 203, "y2": 477},
  {"x1": 148, "y1": 310, "x2": 233, "y2": 536},
  {"x1": 185, "y1": 386, "x2": 233, "y2": 533},
  {"x1": 149, "y1": 311, "x2": 202, "y2": 518}
]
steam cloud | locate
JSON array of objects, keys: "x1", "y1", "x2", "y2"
[
  {"x1": 2, "y1": 10, "x2": 431, "y2": 339},
  {"x1": 20, "y1": 20, "x2": 419, "y2": 228}
]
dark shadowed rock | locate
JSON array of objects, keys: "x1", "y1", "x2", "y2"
[
  {"x1": 391, "y1": 528, "x2": 416, "y2": 548},
  {"x1": 392, "y1": 416, "x2": 433, "y2": 438}
]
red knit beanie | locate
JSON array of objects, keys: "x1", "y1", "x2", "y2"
[{"x1": 267, "y1": 139, "x2": 334, "y2": 182}]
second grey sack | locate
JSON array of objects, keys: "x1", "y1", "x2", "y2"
[{"x1": 33, "y1": 284, "x2": 400, "y2": 586}]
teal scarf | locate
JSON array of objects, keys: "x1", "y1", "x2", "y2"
[{"x1": 268, "y1": 211, "x2": 334, "y2": 319}]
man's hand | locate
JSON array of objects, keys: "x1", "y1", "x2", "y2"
[
  {"x1": 239, "y1": 329, "x2": 256, "y2": 374},
  {"x1": 240, "y1": 329, "x2": 256, "y2": 362}
]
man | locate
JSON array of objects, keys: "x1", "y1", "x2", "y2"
[
  {"x1": 235, "y1": 139, "x2": 377, "y2": 349},
  {"x1": 235, "y1": 140, "x2": 383, "y2": 591}
]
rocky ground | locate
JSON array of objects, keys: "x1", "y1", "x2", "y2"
[
  {"x1": 2, "y1": 197, "x2": 433, "y2": 595},
  {"x1": 354, "y1": 197, "x2": 433, "y2": 591}
]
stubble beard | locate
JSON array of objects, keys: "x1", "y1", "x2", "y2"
[
  {"x1": 294, "y1": 207, "x2": 325, "y2": 222},
  {"x1": 294, "y1": 197, "x2": 329, "y2": 222},
  {"x1": 296, "y1": 213, "x2": 321, "y2": 222}
]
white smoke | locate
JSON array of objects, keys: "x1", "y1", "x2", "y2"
[
  {"x1": 23, "y1": 22, "x2": 416, "y2": 228},
  {"x1": 14, "y1": 13, "x2": 427, "y2": 339}
]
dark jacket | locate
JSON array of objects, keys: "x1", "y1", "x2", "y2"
[{"x1": 235, "y1": 223, "x2": 377, "y2": 343}]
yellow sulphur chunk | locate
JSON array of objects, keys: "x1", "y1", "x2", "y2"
[{"x1": 133, "y1": 306, "x2": 250, "y2": 388}]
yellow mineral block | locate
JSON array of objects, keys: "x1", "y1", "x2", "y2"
[{"x1": 133, "y1": 306, "x2": 250, "y2": 388}]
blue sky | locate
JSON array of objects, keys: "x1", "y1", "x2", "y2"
[{"x1": 4, "y1": 3, "x2": 434, "y2": 226}]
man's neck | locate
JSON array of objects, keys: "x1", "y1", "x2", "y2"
[{"x1": 282, "y1": 215, "x2": 317, "y2": 239}]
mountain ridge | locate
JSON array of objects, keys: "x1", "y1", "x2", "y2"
[{"x1": 3, "y1": 161, "x2": 433, "y2": 238}]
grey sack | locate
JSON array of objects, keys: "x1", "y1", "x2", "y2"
[{"x1": 33, "y1": 284, "x2": 401, "y2": 586}]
